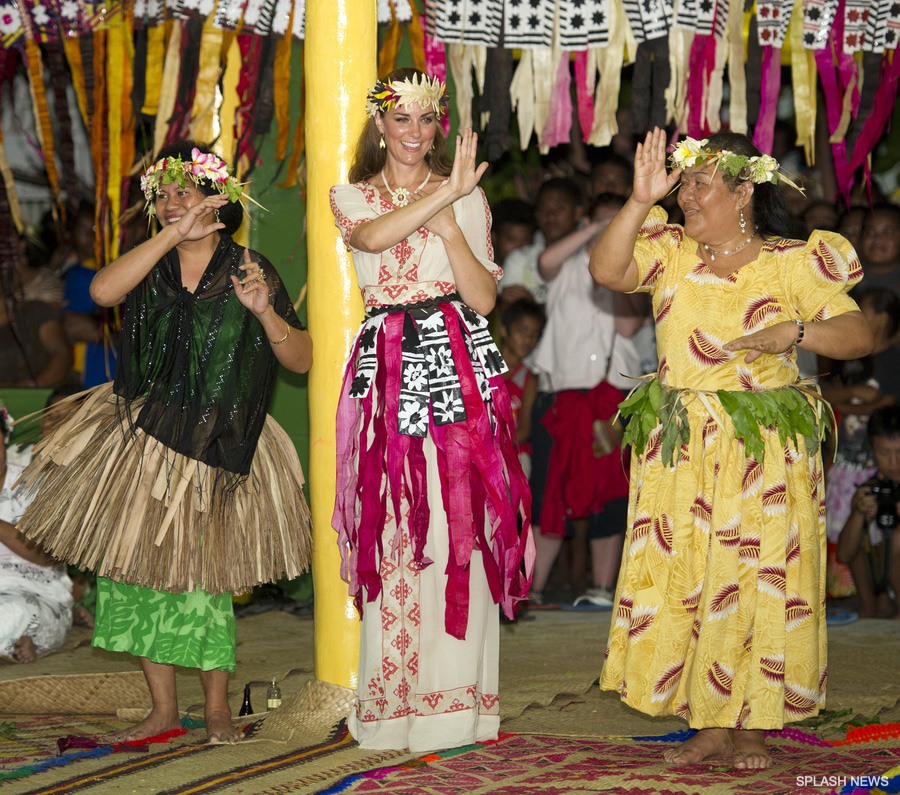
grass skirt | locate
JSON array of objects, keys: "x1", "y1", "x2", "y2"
[{"x1": 16, "y1": 383, "x2": 311, "y2": 596}]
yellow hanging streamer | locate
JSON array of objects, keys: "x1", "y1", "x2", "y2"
[
  {"x1": 274, "y1": 6, "x2": 295, "y2": 161},
  {"x1": 24, "y1": 38, "x2": 63, "y2": 217},
  {"x1": 62, "y1": 38, "x2": 90, "y2": 128},
  {"x1": 589, "y1": 0, "x2": 628, "y2": 146},
  {"x1": 407, "y1": 0, "x2": 426, "y2": 72},
  {"x1": 143, "y1": 25, "x2": 166, "y2": 116},
  {"x1": 91, "y1": 29, "x2": 107, "y2": 266},
  {"x1": 0, "y1": 132, "x2": 24, "y2": 234},
  {"x1": 218, "y1": 33, "x2": 242, "y2": 164},
  {"x1": 107, "y1": 13, "x2": 125, "y2": 262},
  {"x1": 190, "y1": 16, "x2": 224, "y2": 143},
  {"x1": 378, "y1": 8, "x2": 402, "y2": 77},
  {"x1": 154, "y1": 21, "x2": 183, "y2": 155},
  {"x1": 789, "y1": 0, "x2": 816, "y2": 163}
]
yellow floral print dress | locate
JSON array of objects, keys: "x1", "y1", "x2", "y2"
[{"x1": 599, "y1": 208, "x2": 862, "y2": 730}]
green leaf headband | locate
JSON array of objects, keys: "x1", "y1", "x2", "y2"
[
  {"x1": 669, "y1": 137, "x2": 803, "y2": 192},
  {"x1": 140, "y1": 148, "x2": 249, "y2": 217}
]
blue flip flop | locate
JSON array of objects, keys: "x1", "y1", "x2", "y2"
[{"x1": 825, "y1": 607, "x2": 859, "y2": 626}]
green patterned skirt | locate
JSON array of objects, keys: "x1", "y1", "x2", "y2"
[{"x1": 92, "y1": 578, "x2": 236, "y2": 671}]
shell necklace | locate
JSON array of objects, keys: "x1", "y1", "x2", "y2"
[
  {"x1": 381, "y1": 169, "x2": 431, "y2": 207},
  {"x1": 702, "y1": 234, "x2": 755, "y2": 262}
]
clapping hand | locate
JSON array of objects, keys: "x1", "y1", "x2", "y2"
[
  {"x1": 633, "y1": 128, "x2": 682, "y2": 205},
  {"x1": 231, "y1": 248, "x2": 270, "y2": 316}
]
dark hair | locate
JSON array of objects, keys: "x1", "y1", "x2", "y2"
[
  {"x1": 868, "y1": 405, "x2": 900, "y2": 440},
  {"x1": 862, "y1": 202, "x2": 900, "y2": 233},
  {"x1": 855, "y1": 286, "x2": 900, "y2": 339},
  {"x1": 501, "y1": 297, "x2": 546, "y2": 331},
  {"x1": 536, "y1": 177, "x2": 584, "y2": 208},
  {"x1": 348, "y1": 68, "x2": 453, "y2": 184},
  {"x1": 491, "y1": 199, "x2": 536, "y2": 233},
  {"x1": 590, "y1": 150, "x2": 632, "y2": 178},
  {"x1": 153, "y1": 141, "x2": 244, "y2": 236},
  {"x1": 703, "y1": 132, "x2": 804, "y2": 240},
  {"x1": 590, "y1": 192, "x2": 627, "y2": 215}
]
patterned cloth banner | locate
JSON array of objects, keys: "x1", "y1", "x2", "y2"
[
  {"x1": 623, "y1": 0, "x2": 671, "y2": 43},
  {"x1": 432, "y1": 0, "x2": 502, "y2": 45},
  {"x1": 757, "y1": 0, "x2": 794, "y2": 46},
  {"x1": 559, "y1": 0, "x2": 611, "y2": 49},
  {"x1": 801, "y1": 0, "x2": 838, "y2": 49},
  {"x1": 503, "y1": 0, "x2": 554, "y2": 48}
]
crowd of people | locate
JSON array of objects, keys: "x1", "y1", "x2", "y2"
[{"x1": 0, "y1": 67, "x2": 898, "y2": 771}]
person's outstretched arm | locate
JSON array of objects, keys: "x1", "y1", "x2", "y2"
[{"x1": 589, "y1": 128, "x2": 681, "y2": 292}]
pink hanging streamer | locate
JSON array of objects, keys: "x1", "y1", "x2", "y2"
[
  {"x1": 752, "y1": 45, "x2": 782, "y2": 154},
  {"x1": 421, "y1": 0, "x2": 451, "y2": 135},
  {"x1": 686, "y1": 34, "x2": 717, "y2": 138},
  {"x1": 541, "y1": 52, "x2": 574, "y2": 149},
  {"x1": 574, "y1": 51, "x2": 594, "y2": 143},
  {"x1": 848, "y1": 52, "x2": 900, "y2": 174}
]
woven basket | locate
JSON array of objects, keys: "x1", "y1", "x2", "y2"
[
  {"x1": 254, "y1": 680, "x2": 354, "y2": 742},
  {"x1": 0, "y1": 671, "x2": 151, "y2": 715}
]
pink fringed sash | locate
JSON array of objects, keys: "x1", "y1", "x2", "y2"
[{"x1": 333, "y1": 301, "x2": 534, "y2": 641}]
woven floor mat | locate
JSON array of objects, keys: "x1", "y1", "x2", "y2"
[{"x1": 307, "y1": 730, "x2": 900, "y2": 795}]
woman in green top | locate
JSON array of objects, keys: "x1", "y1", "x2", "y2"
[{"x1": 18, "y1": 141, "x2": 312, "y2": 743}]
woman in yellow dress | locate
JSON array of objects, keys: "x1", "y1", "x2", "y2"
[{"x1": 591, "y1": 129, "x2": 873, "y2": 769}]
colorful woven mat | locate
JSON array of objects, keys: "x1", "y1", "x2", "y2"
[
  {"x1": 0, "y1": 713, "x2": 196, "y2": 788},
  {"x1": 314, "y1": 729, "x2": 900, "y2": 795}
]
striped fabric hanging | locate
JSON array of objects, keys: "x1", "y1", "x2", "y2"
[
  {"x1": 433, "y1": 0, "x2": 502, "y2": 45},
  {"x1": 503, "y1": 0, "x2": 554, "y2": 48},
  {"x1": 559, "y1": 0, "x2": 612, "y2": 49},
  {"x1": 801, "y1": 0, "x2": 838, "y2": 49}
]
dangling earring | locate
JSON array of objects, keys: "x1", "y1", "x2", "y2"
[
  {"x1": 215, "y1": 209, "x2": 221, "y2": 223},
  {"x1": 379, "y1": 135, "x2": 386, "y2": 149},
  {"x1": 739, "y1": 207, "x2": 747, "y2": 235}
]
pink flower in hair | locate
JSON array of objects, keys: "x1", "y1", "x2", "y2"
[{"x1": 189, "y1": 148, "x2": 229, "y2": 184}]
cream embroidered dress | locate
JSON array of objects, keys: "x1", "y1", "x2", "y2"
[
  {"x1": 600, "y1": 207, "x2": 862, "y2": 729},
  {"x1": 330, "y1": 183, "x2": 533, "y2": 752}
]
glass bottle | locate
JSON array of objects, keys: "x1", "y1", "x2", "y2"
[
  {"x1": 266, "y1": 677, "x2": 282, "y2": 710},
  {"x1": 238, "y1": 683, "x2": 253, "y2": 716}
]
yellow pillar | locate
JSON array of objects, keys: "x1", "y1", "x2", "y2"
[{"x1": 306, "y1": 0, "x2": 374, "y2": 687}]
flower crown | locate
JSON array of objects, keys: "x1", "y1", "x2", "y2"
[
  {"x1": 366, "y1": 74, "x2": 449, "y2": 118},
  {"x1": 140, "y1": 148, "x2": 245, "y2": 217},
  {"x1": 669, "y1": 137, "x2": 802, "y2": 191}
]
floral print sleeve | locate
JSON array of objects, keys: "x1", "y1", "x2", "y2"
[
  {"x1": 631, "y1": 206, "x2": 683, "y2": 295},
  {"x1": 330, "y1": 184, "x2": 379, "y2": 252},
  {"x1": 782, "y1": 231, "x2": 863, "y2": 322}
]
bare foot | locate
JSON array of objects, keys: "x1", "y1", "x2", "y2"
[
  {"x1": 73, "y1": 605, "x2": 95, "y2": 628},
  {"x1": 731, "y1": 729, "x2": 771, "y2": 770},
  {"x1": 105, "y1": 708, "x2": 181, "y2": 743},
  {"x1": 663, "y1": 728, "x2": 733, "y2": 764},
  {"x1": 13, "y1": 636, "x2": 37, "y2": 664},
  {"x1": 206, "y1": 709, "x2": 242, "y2": 744}
]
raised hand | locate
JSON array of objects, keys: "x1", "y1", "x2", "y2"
[
  {"x1": 230, "y1": 248, "x2": 271, "y2": 316},
  {"x1": 172, "y1": 194, "x2": 229, "y2": 242},
  {"x1": 632, "y1": 128, "x2": 682, "y2": 205},
  {"x1": 448, "y1": 128, "x2": 489, "y2": 200}
]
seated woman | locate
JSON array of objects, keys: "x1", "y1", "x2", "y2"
[
  {"x1": 0, "y1": 237, "x2": 72, "y2": 388},
  {"x1": 0, "y1": 403, "x2": 73, "y2": 663}
]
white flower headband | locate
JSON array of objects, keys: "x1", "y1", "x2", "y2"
[
  {"x1": 366, "y1": 73, "x2": 449, "y2": 118},
  {"x1": 670, "y1": 137, "x2": 803, "y2": 192},
  {"x1": 139, "y1": 148, "x2": 248, "y2": 217}
]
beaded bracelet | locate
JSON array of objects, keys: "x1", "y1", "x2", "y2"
[{"x1": 793, "y1": 318, "x2": 805, "y2": 346}]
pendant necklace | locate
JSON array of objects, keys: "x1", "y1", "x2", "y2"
[
  {"x1": 381, "y1": 169, "x2": 432, "y2": 207},
  {"x1": 703, "y1": 234, "x2": 755, "y2": 262}
]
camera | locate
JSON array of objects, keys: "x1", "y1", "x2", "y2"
[{"x1": 865, "y1": 476, "x2": 900, "y2": 533}]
